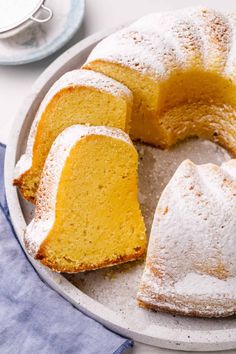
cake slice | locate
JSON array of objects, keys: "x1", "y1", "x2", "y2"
[
  {"x1": 13, "y1": 69, "x2": 133, "y2": 203},
  {"x1": 25, "y1": 125, "x2": 146, "y2": 273},
  {"x1": 137, "y1": 159, "x2": 236, "y2": 317}
]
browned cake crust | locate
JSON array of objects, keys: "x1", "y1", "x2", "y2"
[
  {"x1": 36, "y1": 248, "x2": 146, "y2": 273},
  {"x1": 137, "y1": 297, "x2": 236, "y2": 318},
  {"x1": 13, "y1": 174, "x2": 36, "y2": 203}
]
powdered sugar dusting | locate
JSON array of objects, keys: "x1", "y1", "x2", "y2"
[
  {"x1": 223, "y1": 12, "x2": 236, "y2": 80},
  {"x1": 50, "y1": 69, "x2": 132, "y2": 99},
  {"x1": 138, "y1": 155, "x2": 236, "y2": 317},
  {"x1": 175, "y1": 273, "x2": 236, "y2": 297},
  {"x1": 86, "y1": 7, "x2": 234, "y2": 79}
]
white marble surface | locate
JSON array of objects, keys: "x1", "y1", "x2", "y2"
[{"x1": 1, "y1": 0, "x2": 236, "y2": 353}]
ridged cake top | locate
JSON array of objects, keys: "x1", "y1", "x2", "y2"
[
  {"x1": 24, "y1": 125, "x2": 134, "y2": 258},
  {"x1": 47, "y1": 69, "x2": 132, "y2": 99},
  {"x1": 138, "y1": 159, "x2": 236, "y2": 316},
  {"x1": 86, "y1": 7, "x2": 236, "y2": 81}
]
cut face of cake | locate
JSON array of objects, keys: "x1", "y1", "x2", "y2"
[
  {"x1": 84, "y1": 7, "x2": 236, "y2": 154},
  {"x1": 137, "y1": 159, "x2": 236, "y2": 317},
  {"x1": 25, "y1": 125, "x2": 146, "y2": 273},
  {"x1": 13, "y1": 69, "x2": 133, "y2": 203}
]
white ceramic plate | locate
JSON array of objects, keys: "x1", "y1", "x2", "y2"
[{"x1": 5, "y1": 29, "x2": 236, "y2": 352}]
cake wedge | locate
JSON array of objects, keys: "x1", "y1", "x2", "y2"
[
  {"x1": 25, "y1": 125, "x2": 146, "y2": 273},
  {"x1": 14, "y1": 69, "x2": 132, "y2": 203},
  {"x1": 137, "y1": 159, "x2": 236, "y2": 317}
]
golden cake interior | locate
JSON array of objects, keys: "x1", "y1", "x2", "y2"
[
  {"x1": 84, "y1": 61, "x2": 236, "y2": 154},
  {"x1": 14, "y1": 86, "x2": 132, "y2": 202},
  {"x1": 36, "y1": 134, "x2": 146, "y2": 272}
]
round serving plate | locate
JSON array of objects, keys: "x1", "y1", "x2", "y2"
[{"x1": 4, "y1": 27, "x2": 236, "y2": 352}]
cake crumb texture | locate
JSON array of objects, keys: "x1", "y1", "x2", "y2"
[{"x1": 25, "y1": 125, "x2": 146, "y2": 273}]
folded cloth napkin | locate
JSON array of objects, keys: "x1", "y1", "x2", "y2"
[{"x1": 0, "y1": 143, "x2": 132, "y2": 354}]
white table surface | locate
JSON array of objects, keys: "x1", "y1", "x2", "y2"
[{"x1": 1, "y1": 0, "x2": 236, "y2": 353}]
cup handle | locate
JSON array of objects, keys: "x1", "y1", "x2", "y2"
[{"x1": 30, "y1": 4, "x2": 53, "y2": 23}]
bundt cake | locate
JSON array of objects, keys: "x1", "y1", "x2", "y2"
[
  {"x1": 14, "y1": 69, "x2": 133, "y2": 202},
  {"x1": 14, "y1": 6, "x2": 236, "y2": 317},
  {"x1": 25, "y1": 125, "x2": 146, "y2": 273},
  {"x1": 137, "y1": 159, "x2": 236, "y2": 317},
  {"x1": 84, "y1": 7, "x2": 236, "y2": 153}
]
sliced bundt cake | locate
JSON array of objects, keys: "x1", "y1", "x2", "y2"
[
  {"x1": 14, "y1": 69, "x2": 133, "y2": 202},
  {"x1": 137, "y1": 159, "x2": 236, "y2": 317},
  {"x1": 84, "y1": 7, "x2": 236, "y2": 154},
  {"x1": 25, "y1": 125, "x2": 146, "y2": 273}
]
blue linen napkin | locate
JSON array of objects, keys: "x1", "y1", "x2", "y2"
[{"x1": 0, "y1": 143, "x2": 132, "y2": 354}]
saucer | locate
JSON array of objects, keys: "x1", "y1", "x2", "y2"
[{"x1": 0, "y1": 0, "x2": 85, "y2": 65}]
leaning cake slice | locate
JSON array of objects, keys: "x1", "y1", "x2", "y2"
[
  {"x1": 14, "y1": 69, "x2": 132, "y2": 203},
  {"x1": 137, "y1": 159, "x2": 236, "y2": 317},
  {"x1": 25, "y1": 125, "x2": 146, "y2": 273}
]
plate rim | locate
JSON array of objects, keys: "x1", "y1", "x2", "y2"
[
  {"x1": 4, "y1": 28, "x2": 236, "y2": 352},
  {"x1": 0, "y1": 0, "x2": 85, "y2": 65}
]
